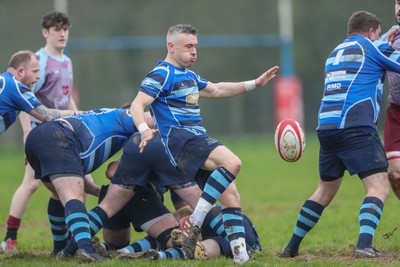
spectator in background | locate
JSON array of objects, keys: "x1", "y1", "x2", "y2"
[{"x1": 1, "y1": 11, "x2": 99, "y2": 255}]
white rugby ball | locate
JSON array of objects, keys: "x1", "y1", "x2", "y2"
[{"x1": 274, "y1": 119, "x2": 306, "y2": 162}]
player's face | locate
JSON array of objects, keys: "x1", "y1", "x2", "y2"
[
  {"x1": 44, "y1": 26, "x2": 69, "y2": 51},
  {"x1": 396, "y1": 0, "x2": 400, "y2": 25},
  {"x1": 171, "y1": 33, "x2": 198, "y2": 68},
  {"x1": 21, "y1": 56, "x2": 40, "y2": 89}
]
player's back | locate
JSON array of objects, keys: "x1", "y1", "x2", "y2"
[
  {"x1": 65, "y1": 108, "x2": 137, "y2": 173},
  {"x1": 318, "y1": 35, "x2": 385, "y2": 130}
]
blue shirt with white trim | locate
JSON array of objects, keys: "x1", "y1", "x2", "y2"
[
  {"x1": 318, "y1": 35, "x2": 400, "y2": 130},
  {"x1": 139, "y1": 60, "x2": 208, "y2": 163},
  {"x1": 0, "y1": 72, "x2": 41, "y2": 134},
  {"x1": 64, "y1": 108, "x2": 137, "y2": 174}
]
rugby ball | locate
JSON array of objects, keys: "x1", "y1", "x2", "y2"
[{"x1": 274, "y1": 119, "x2": 305, "y2": 162}]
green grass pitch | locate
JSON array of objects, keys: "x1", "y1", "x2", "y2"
[{"x1": 1, "y1": 134, "x2": 400, "y2": 266}]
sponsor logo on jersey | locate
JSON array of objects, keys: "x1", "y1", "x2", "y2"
[{"x1": 326, "y1": 83, "x2": 342, "y2": 91}]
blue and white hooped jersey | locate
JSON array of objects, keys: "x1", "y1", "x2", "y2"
[
  {"x1": 139, "y1": 60, "x2": 208, "y2": 157},
  {"x1": 318, "y1": 35, "x2": 400, "y2": 130},
  {"x1": 0, "y1": 72, "x2": 41, "y2": 134},
  {"x1": 64, "y1": 108, "x2": 137, "y2": 174}
]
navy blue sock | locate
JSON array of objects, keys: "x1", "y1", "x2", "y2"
[
  {"x1": 203, "y1": 205, "x2": 227, "y2": 240},
  {"x1": 124, "y1": 235, "x2": 160, "y2": 253},
  {"x1": 222, "y1": 207, "x2": 246, "y2": 242},
  {"x1": 64, "y1": 199, "x2": 94, "y2": 253},
  {"x1": 88, "y1": 206, "x2": 109, "y2": 236},
  {"x1": 47, "y1": 198, "x2": 67, "y2": 252},
  {"x1": 201, "y1": 166, "x2": 235, "y2": 205},
  {"x1": 159, "y1": 247, "x2": 185, "y2": 259},
  {"x1": 286, "y1": 200, "x2": 324, "y2": 253},
  {"x1": 63, "y1": 205, "x2": 109, "y2": 255},
  {"x1": 356, "y1": 196, "x2": 384, "y2": 249}
]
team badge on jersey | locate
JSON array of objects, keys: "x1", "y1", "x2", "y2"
[
  {"x1": 62, "y1": 85, "x2": 70, "y2": 95},
  {"x1": 186, "y1": 93, "x2": 199, "y2": 106}
]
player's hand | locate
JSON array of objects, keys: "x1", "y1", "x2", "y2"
[
  {"x1": 139, "y1": 129, "x2": 159, "y2": 153},
  {"x1": 255, "y1": 66, "x2": 280, "y2": 88},
  {"x1": 388, "y1": 28, "x2": 400, "y2": 45}
]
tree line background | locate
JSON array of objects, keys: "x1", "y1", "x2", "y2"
[{"x1": 0, "y1": 0, "x2": 395, "y2": 148}]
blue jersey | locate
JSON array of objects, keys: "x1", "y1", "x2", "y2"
[
  {"x1": 318, "y1": 35, "x2": 400, "y2": 130},
  {"x1": 0, "y1": 72, "x2": 41, "y2": 134},
  {"x1": 65, "y1": 108, "x2": 137, "y2": 174},
  {"x1": 139, "y1": 60, "x2": 208, "y2": 159}
]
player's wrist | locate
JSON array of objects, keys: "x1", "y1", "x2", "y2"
[
  {"x1": 244, "y1": 80, "x2": 256, "y2": 91},
  {"x1": 138, "y1": 122, "x2": 150, "y2": 133}
]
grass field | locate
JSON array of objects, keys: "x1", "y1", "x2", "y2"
[{"x1": 1, "y1": 134, "x2": 400, "y2": 266}]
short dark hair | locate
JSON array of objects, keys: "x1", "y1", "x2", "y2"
[
  {"x1": 167, "y1": 24, "x2": 198, "y2": 41},
  {"x1": 9, "y1": 50, "x2": 38, "y2": 69},
  {"x1": 347, "y1": 11, "x2": 381, "y2": 36},
  {"x1": 41, "y1": 11, "x2": 71, "y2": 30}
]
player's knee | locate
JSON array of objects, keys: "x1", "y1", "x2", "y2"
[
  {"x1": 28, "y1": 179, "x2": 41, "y2": 192},
  {"x1": 225, "y1": 155, "x2": 242, "y2": 175},
  {"x1": 389, "y1": 168, "x2": 400, "y2": 183}
]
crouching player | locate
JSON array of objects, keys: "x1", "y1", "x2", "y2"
[{"x1": 95, "y1": 135, "x2": 261, "y2": 260}]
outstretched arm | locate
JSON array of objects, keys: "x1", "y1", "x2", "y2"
[
  {"x1": 28, "y1": 105, "x2": 82, "y2": 122},
  {"x1": 200, "y1": 65, "x2": 279, "y2": 99}
]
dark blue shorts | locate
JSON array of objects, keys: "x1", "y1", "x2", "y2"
[
  {"x1": 317, "y1": 127, "x2": 388, "y2": 181},
  {"x1": 99, "y1": 184, "x2": 170, "y2": 232},
  {"x1": 25, "y1": 121, "x2": 84, "y2": 182},
  {"x1": 176, "y1": 133, "x2": 222, "y2": 180},
  {"x1": 112, "y1": 133, "x2": 190, "y2": 187}
]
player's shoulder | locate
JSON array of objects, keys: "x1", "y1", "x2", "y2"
[
  {"x1": 61, "y1": 53, "x2": 72, "y2": 62},
  {"x1": 35, "y1": 47, "x2": 49, "y2": 60},
  {"x1": 5, "y1": 74, "x2": 30, "y2": 92},
  {"x1": 150, "y1": 61, "x2": 171, "y2": 77},
  {"x1": 143, "y1": 61, "x2": 171, "y2": 87},
  {"x1": 0, "y1": 71, "x2": 12, "y2": 81}
]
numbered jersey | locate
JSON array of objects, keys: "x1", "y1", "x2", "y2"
[
  {"x1": 0, "y1": 72, "x2": 41, "y2": 134},
  {"x1": 318, "y1": 35, "x2": 400, "y2": 130}
]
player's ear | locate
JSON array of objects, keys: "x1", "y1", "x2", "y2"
[
  {"x1": 167, "y1": 41, "x2": 174, "y2": 52},
  {"x1": 16, "y1": 66, "x2": 25, "y2": 77},
  {"x1": 367, "y1": 27, "x2": 377, "y2": 40},
  {"x1": 42, "y1": 28, "x2": 49, "y2": 38}
]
